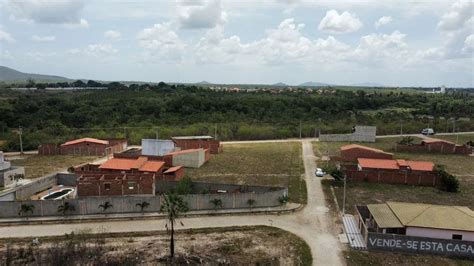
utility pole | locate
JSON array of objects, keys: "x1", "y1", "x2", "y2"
[
  {"x1": 214, "y1": 124, "x2": 217, "y2": 139},
  {"x1": 123, "y1": 127, "x2": 127, "y2": 139},
  {"x1": 19, "y1": 126, "x2": 23, "y2": 155},
  {"x1": 400, "y1": 120, "x2": 403, "y2": 136},
  {"x1": 342, "y1": 174, "x2": 347, "y2": 216},
  {"x1": 156, "y1": 127, "x2": 159, "y2": 139}
]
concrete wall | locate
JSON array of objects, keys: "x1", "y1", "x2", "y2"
[
  {"x1": 15, "y1": 174, "x2": 58, "y2": 200},
  {"x1": 171, "y1": 150, "x2": 205, "y2": 168},
  {"x1": 0, "y1": 187, "x2": 288, "y2": 218},
  {"x1": 0, "y1": 166, "x2": 25, "y2": 187},
  {"x1": 320, "y1": 126, "x2": 376, "y2": 143},
  {"x1": 406, "y1": 227, "x2": 474, "y2": 242},
  {"x1": 142, "y1": 139, "x2": 175, "y2": 156},
  {"x1": 367, "y1": 232, "x2": 474, "y2": 259}
]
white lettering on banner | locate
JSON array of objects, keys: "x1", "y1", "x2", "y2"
[{"x1": 447, "y1": 243, "x2": 453, "y2": 252}]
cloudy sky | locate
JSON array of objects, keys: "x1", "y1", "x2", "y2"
[{"x1": 0, "y1": 0, "x2": 473, "y2": 87}]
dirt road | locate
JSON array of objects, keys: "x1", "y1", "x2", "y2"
[{"x1": 0, "y1": 141, "x2": 344, "y2": 265}]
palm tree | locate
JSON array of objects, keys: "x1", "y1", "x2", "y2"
[
  {"x1": 57, "y1": 202, "x2": 76, "y2": 216},
  {"x1": 18, "y1": 204, "x2": 34, "y2": 218},
  {"x1": 247, "y1": 199, "x2": 256, "y2": 209},
  {"x1": 160, "y1": 194, "x2": 189, "y2": 258},
  {"x1": 210, "y1": 198, "x2": 223, "y2": 210},
  {"x1": 99, "y1": 201, "x2": 113, "y2": 213},
  {"x1": 136, "y1": 201, "x2": 150, "y2": 213}
]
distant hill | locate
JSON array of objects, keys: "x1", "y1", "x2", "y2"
[
  {"x1": 298, "y1": 81, "x2": 332, "y2": 87},
  {"x1": 351, "y1": 82, "x2": 385, "y2": 87},
  {"x1": 0, "y1": 66, "x2": 70, "y2": 82},
  {"x1": 272, "y1": 82, "x2": 288, "y2": 87},
  {"x1": 196, "y1": 81, "x2": 212, "y2": 85}
]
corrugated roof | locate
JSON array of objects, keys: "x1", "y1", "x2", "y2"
[
  {"x1": 166, "y1": 148, "x2": 203, "y2": 156},
  {"x1": 172, "y1": 136, "x2": 213, "y2": 140},
  {"x1": 367, "y1": 204, "x2": 404, "y2": 228},
  {"x1": 340, "y1": 144, "x2": 392, "y2": 155},
  {"x1": 62, "y1": 138, "x2": 109, "y2": 146},
  {"x1": 163, "y1": 165, "x2": 183, "y2": 174},
  {"x1": 387, "y1": 202, "x2": 474, "y2": 232},
  {"x1": 139, "y1": 161, "x2": 165, "y2": 172},
  {"x1": 358, "y1": 158, "x2": 434, "y2": 172}
]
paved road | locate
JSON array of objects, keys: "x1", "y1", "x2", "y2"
[{"x1": 0, "y1": 141, "x2": 345, "y2": 265}]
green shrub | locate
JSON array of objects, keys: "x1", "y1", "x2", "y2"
[{"x1": 436, "y1": 167, "x2": 459, "y2": 193}]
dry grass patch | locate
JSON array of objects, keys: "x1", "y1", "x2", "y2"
[
  {"x1": 0, "y1": 226, "x2": 312, "y2": 265},
  {"x1": 11, "y1": 155, "x2": 100, "y2": 179},
  {"x1": 187, "y1": 142, "x2": 306, "y2": 203},
  {"x1": 345, "y1": 250, "x2": 472, "y2": 266}
]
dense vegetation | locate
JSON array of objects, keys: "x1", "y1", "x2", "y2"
[{"x1": 0, "y1": 81, "x2": 473, "y2": 151}]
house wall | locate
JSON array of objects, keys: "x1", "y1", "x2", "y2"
[
  {"x1": 173, "y1": 139, "x2": 222, "y2": 154},
  {"x1": 141, "y1": 139, "x2": 175, "y2": 156},
  {"x1": 345, "y1": 169, "x2": 439, "y2": 186},
  {"x1": 77, "y1": 175, "x2": 155, "y2": 197},
  {"x1": 170, "y1": 150, "x2": 206, "y2": 168},
  {"x1": 38, "y1": 143, "x2": 61, "y2": 155},
  {"x1": 0, "y1": 166, "x2": 25, "y2": 187},
  {"x1": 406, "y1": 227, "x2": 474, "y2": 241},
  {"x1": 61, "y1": 142, "x2": 108, "y2": 156},
  {"x1": 341, "y1": 148, "x2": 393, "y2": 162}
]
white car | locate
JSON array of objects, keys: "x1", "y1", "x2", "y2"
[{"x1": 315, "y1": 168, "x2": 325, "y2": 177}]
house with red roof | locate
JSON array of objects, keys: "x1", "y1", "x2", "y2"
[{"x1": 38, "y1": 137, "x2": 127, "y2": 156}]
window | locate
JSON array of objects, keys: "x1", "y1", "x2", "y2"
[
  {"x1": 128, "y1": 182, "x2": 136, "y2": 190},
  {"x1": 104, "y1": 183, "x2": 111, "y2": 190},
  {"x1": 452, "y1": 234, "x2": 463, "y2": 240}
]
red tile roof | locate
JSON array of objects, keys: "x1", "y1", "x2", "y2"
[
  {"x1": 99, "y1": 157, "x2": 165, "y2": 172},
  {"x1": 166, "y1": 148, "x2": 203, "y2": 156},
  {"x1": 139, "y1": 161, "x2": 165, "y2": 172},
  {"x1": 62, "y1": 138, "x2": 109, "y2": 146},
  {"x1": 358, "y1": 158, "x2": 434, "y2": 172},
  {"x1": 163, "y1": 165, "x2": 184, "y2": 174},
  {"x1": 421, "y1": 138, "x2": 454, "y2": 145},
  {"x1": 340, "y1": 144, "x2": 393, "y2": 155}
]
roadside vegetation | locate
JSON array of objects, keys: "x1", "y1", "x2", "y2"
[
  {"x1": 1, "y1": 83, "x2": 473, "y2": 151},
  {"x1": 0, "y1": 226, "x2": 312, "y2": 265},
  {"x1": 11, "y1": 155, "x2": 99, "y2": 179},
  {"x1": 187, "y1": 142, "x2": 306, "y2": 203}
]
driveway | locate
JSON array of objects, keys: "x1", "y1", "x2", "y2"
[{"x1": 0, "y1": 141, "x2": 345, "y2": 265}]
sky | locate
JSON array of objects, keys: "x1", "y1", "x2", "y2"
[{"x1": 0, "y1": 0, "x2": 473, "y2": 87}]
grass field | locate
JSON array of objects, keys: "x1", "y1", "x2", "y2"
[
  {"x1": 187, "y1": 142, "x2": 306, "y2": 203},
  {"x1": 345, "y1": 250, "x2": 472, "y2": 266},
  {"x1": 11, "y1": 155, "x2": 100, "y2": 179}
]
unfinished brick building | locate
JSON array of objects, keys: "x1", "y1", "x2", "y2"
[
  {"x1": 172, "y1": 136, "x2": 222, "y2": 154},
  {"x1": 77, "y1": 173, "x2": 155, "y2": 197},
  {"x1": 38, "y1": 138, "x2": 127, "y2": 156},
  {"x1": 396, "y1": 138, "x2": 472, "y2": 155}
]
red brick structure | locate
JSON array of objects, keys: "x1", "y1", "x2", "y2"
[
  {"x1": 99, "y1": 156, "x2": 165, "y2": 174},
  {"x1": 77, "y1": 173, "x2": 155, "y2": 197},
  {"x1": 339, "y1": 144, "x2": 393, "y2": 162},
  {"x1": 38, "y1": 138, "x2": 128, "y2": 156},
  {"x1": 163, "y1": 166, "x2": 185, "y2": 180},
  {"x1": 345, "y1": 158, "x2": 438, "y2": 186},
  {"x1": 396, "y1": 138, "x2": 472, "y2": 155},
  {"x1": 172, "y1": 136, "x2": 222, "y2": 154}
]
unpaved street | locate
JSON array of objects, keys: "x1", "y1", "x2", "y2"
[{"x1": 0, "y1": 141, "x2": 344, "y2": 265}]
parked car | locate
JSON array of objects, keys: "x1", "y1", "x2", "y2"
[
  {"x1": 421, "y1": 128, "x2": 435, "y2": 135},
  {"x1": 315, "y1": 168, "x2": 325, "y2": 177}
]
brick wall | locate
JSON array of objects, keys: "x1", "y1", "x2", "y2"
[
  {"x1": 341, "y1": 148, "x2": 393, "y2": 162},
  {"x1": 174, "y1": 139, "x2": 222, "y2": 154},
  {"x1": 77, "y1": 174, "x2": 155, "y2": 197},
  {"x1": 38, "y1": 143, "x2": 61, "y2": 155},
  {"x1": 396, "y1": 143, "x2": 472, "y2": 155},
  {"x1": 345, "y1": 169, "x2": 439, "y2": 186}
]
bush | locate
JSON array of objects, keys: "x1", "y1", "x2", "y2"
[
  {"x1": 323, "y1": 164, "x2": 344, "y2": 181},
  {"x1": 174, "y1": 176, "x2": 193, "y2": 195},
  {"x1": 436, "y1": 167, "x2": 459, "y2": 193},
  {"x1": 398, "y1": 136, "x2": 415, "y2": 145}
]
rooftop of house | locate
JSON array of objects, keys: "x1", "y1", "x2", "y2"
[
  {"x1": 367, "y1": 202, "x2": 474, "y2": 232},
  {"x1": 165, "y1": 148, "x2": 204, "y2": 156},
  {"x1": 172, "y1": 136, "x2": 214, "y2": 140},
  {"x1": 357, "y1": 158, "x2": 434, "y2": 171},
  {"x1": 61, "y1": 138, "x2": 109, "y2": 146},
  {"x1": 421, "y1": 138, "x2": 455, "y2": 145},
  {"x1": 163, "y1": 165, "x2": 184, "y2": 174},
  {"x1": 340, "y1": 144, "x2": 393, "y2": 155},
  {"x1": 99, "y1": 156, "x2": 164, "y2": 172}
]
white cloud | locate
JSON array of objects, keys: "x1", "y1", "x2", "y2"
[
  {"x1": 85, "y1": 44, "x2": 118, "y2": 57},
  {"x1": 437, "y1": 0, "x2": 472, "y2": 31},
  {"x1": 462, "y1": 34, "x2": 474, "y2": 53},
  {"x1": 0, "y1": 50, "x2": 13, "y2": 61},
  {"x1": 6, "y1": 0, "x2": 88, "y2": 27},
  {"x1": 104, "y1": 30, "x2": 121, "y2": 40},
  {"x1": 137, "y1": 23, "x2": 186, "y2": 62},
  {"x1": 318, "y1": 10, "x2": 362, "y2": 34},
  {"x1": 0, "y1": 29, "x2": 15, "y2": 43},
  {"x1": 375, "y1": 16, "x2": 392, "y2": 28},
  {"x1": 26, "y1": 51, "x2": 56, "y2": 62},
  {"x1": 32, "y1": 35, "x2": 56, "y2": 42},
  {"x1": 352, "y1": 31, "x2": 408, "y2": 64},
  {"x1": 178, "y1": 0, "x2": 227, "y2": 29}
]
